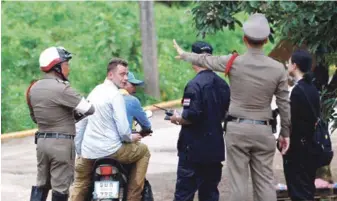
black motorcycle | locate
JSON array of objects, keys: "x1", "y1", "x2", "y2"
[{"x1": 86, "y1": 111, "x2": 154, "y2": 201}]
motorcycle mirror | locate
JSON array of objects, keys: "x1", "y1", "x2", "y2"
[{"x1": 145, "y1": 110, "x2": 153, "y2": 118}]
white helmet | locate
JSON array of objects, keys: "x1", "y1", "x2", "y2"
[{"x1": 39, "y1": 46, "x2": 72, "y2": 72}]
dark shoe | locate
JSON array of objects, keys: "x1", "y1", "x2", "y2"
[
  {"x1": 142, "y1": 179, "x2": 154, "y2": 201},
  {"x1": 30, "y1": 186, "x2": 49, "y2": 201},
  {"x1": 52, "y1": 191, "x2": 68, "y2": 201}
]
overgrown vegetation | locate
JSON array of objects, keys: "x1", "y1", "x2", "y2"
[
  {"x1": 191, "y1": 1, "x2": 337, "y2": 131},
  {"x1": 1, "y1": 2, "x2": 275, "y2": 133},
  {"x1": 192, "y1": 1, "x2": 337, "y2": 53},
  {"x1": 191, "y1": 1, "x2": 337, "y2": 181}
]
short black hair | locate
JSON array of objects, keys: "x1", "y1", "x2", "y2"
[
  {"x1": 107, "y1": 58, "x2": 128, "y2": 74},
  {"x1": 291, "y1": 49, "x2": 312, "y2": 73},
  {"x1": 192, "y1": 41, "x2": 213, "y2": 54},
  {"x1": 244, "y1": 35, "x2": 266, "y2": 46}
]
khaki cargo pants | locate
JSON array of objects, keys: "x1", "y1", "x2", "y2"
[
  {"x1": 69, "y1": 142, "x2": 150, "y2": 201},
  {"x1": 36, "y1": 138, "x2": 75, "y2": 194},
  {"x1": 225, "y1": 121, "x2": 277, "y2": 201}
]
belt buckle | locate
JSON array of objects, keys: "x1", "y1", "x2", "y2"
[
  {"x1": 300, "y1": 138, "x2": 306, "y2": 144},
  {"x1": 56, "y1": 133, "x2": 59, "y2": 139}
]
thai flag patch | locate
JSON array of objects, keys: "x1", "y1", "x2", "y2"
[{"x1": 183, "y1": 98, "x2": 191, "y2": 106}]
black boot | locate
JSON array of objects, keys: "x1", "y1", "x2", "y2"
[
  {"x1": 52, "y1": 191, "x2": 68, "y2": 201},
  {"x1": 29, "y1": 186, "x2": 49, "y2": 201}
]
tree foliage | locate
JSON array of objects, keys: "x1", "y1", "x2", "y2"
[
  {"x1": 192, "y1": 0, "x2": 337, "y2": 181},
  {"x1": 157, "y1": 1, "x2": 191, "y2": 8},
  {"x1": 192, "y1": 1, "x2": 337, "y2": 54},
  {"x1": 1, "y1": 2, "x2": 260, "y2": 133}
]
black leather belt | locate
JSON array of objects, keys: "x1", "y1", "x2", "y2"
[
  {"x1": 227, "y1": 115, "x2": 271, "y2": 125},
  {"x1": 36, "y1": 132, "x2": 75, "y2": 140}
]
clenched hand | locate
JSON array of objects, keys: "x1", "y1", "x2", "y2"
[{"x1": 278, "y1": 136, "x2": 290, "y2": 155}]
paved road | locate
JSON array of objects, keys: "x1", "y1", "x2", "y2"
[{"x1": 2, "y1": 106, "x2": 337, "y2": 201}]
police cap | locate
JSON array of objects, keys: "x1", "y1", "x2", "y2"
[
  {"x1": 243, "y1": 13, "x2": 270, "y2": 41},
  {"x1": 192, "y1": 41, "x2": 213, "y2": 55}
]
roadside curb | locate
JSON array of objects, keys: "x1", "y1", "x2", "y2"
[
  {"x1": 1, "y1": 129, "x2": 39, "y2": 140},
  {"x1": 1, "y1": 99, "x2": 181, "y2": 140}
]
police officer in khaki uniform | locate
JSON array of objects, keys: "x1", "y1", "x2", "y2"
[
  {"x1": 28, "y1": 47, "x2": 95, "y2": 201},
  {"x1": 173, "y1": 13, "x2": 291, "y2": 201}
]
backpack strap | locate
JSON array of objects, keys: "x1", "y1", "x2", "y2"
[
  {"x1": 26, "y1": 80, "x2": 38, "y2": 123},
  {"x1": 225, "y1": 53, "x2": 239, "y2": 76},
  {"x1": 297, "y1": 84, "x2": 320, "y2": 126}
]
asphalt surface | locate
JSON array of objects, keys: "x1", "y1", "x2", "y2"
[{"x1": 2, "y1": 103, "x2": 337, "y2": 201}]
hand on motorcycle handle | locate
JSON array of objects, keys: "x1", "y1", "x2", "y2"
[
  {"x1": 131, "y1": 133, "x2": 143, "y2": 142},
  {"x1": 132, "y1": 110, "x2": 153, "y2": 139}
]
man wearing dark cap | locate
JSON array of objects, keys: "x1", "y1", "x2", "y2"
[
  {"x1": 169, "y1": 41, "x2": 230, "y2": 201},
  {"x1": 173, "y1": 13, "x2": 291, "y2": 201},
  {"x1": 120, "y1": 71, "x2": 152, "y2": 131}
]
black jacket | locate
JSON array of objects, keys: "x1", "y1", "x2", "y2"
[
  {"x1": 178, "y1": 70, "x2": 230, "y2": 162},
  {"x1": 288, "y1": 79, "x2": 320, "y2": 154}
]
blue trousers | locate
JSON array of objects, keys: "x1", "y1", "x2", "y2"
[{"x1": 173, "y1": 158, "x2": 222, "y2": 201}]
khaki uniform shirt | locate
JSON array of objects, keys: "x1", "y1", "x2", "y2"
[
  {"x1": 29, "y1": 74, "x2": 82, "y2": 135},
  {"x1": 181, "y1": 47, "x2": 290, "y2": 137}
]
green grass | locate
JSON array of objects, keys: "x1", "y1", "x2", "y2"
[{"x1": 1, "y1": 2, "x2": 275, "y2": 133}]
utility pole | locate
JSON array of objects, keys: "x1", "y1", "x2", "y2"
[{"x1": 139, "y1": 1, "x2": 160, "y2": 99}]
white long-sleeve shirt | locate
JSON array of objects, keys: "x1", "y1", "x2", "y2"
[{"x1": 74, "y1": 79, "x2": 131, "y2": 159}]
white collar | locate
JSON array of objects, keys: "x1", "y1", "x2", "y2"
[
  {"x1": 103, "y1": 78, "x2": 118, "y2": 90},
  {"x1": 289, "y1": 76, "x2": 300, "y2": 85}
]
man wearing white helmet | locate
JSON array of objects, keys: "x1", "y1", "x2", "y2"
[{"x1": 27, "y1": 46, "x2": 95, "y2": 201}]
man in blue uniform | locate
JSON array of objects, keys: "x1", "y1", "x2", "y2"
[{"x1": 169, "y1": 41, "x2": 230, "y2": 201}]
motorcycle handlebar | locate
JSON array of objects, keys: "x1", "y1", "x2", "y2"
[{"x1": 132, "y1": 128, "x2": 153, "y2": 137}]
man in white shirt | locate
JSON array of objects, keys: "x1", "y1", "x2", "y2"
[{"x1": 70, "y1": 58, "x2": 151, "y2": 201}]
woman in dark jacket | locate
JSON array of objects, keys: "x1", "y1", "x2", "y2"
[{"x1": 283, "y1": 50, "x2": 320, "y2": 201}]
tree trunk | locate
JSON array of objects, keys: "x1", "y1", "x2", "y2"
[
  {"x1": 268, "y1": 40, "x2": 295, "y2": 63},
  {"x1": 139, "y1": 1, "x2": 161, "y2": 99}
]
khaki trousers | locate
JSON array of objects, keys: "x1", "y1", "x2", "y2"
[
  {"x1": 69, "y1": 142, "x2": 150, "y2": 201},
  {"x1": 68, "y1": 157, "x2": 94, "y2": 201},
  {"x1": 225, "y1": 122, "x2": 276, "y2": 201},
  {"x1": 36, "y1": 138, "x2": 75, "y2": 194}
]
